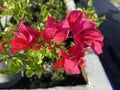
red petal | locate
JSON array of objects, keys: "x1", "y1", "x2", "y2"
[
  {"x1": 66, "y1": 10, "x2": 82, "y2": 27},
  {"x1": 41, "y1": 28, "x2": 56, "y2": 43},
  {"x1": 78, "y1": 58, "x2": 86, "y2": 68},
  {"x1": 57, "y1": 20, "x2": 69, "y2": 29},
  {"x1": 68, "y1": 43, "x2": 84, "y2": 58},
  {"x1": 54, "y1": 28, "x2": 69, "y2": 44},
  {"x1": 18, "y1": 23, "x2": 40, "y2": 44},
  {"x1": 58, "y1": 49, "x2": 68, "y2": 59},
  {"x1": 54, "y1": 58, "x2": 64, "y2": 69},
  {"x1": 53, "y1": 20, "x2": 70, "y2": 44},
  {"x1": 10, "y1": 48, "x2": 20, "y2": 54},
  {"x1": 10, "y1": 38, "x2": 30, "y2": 53},
  {"x1": 72, "y1": 18, "x2": 95, "y2": 35},
  {"x1": 64, "y1": 59, "x2": 80, "y2": 74},
  {"x1": 91, "y1": 41, "x2": 103, "y2": 54},
  {"x1": 46, "y1": 16, "x2": 56, "y2": 28},
  {"x1": 75, "y1": 29, "x2": 104, "y2": 55},
  {"x1": 13, "y1": 31, "x2": 28, "y2": 41}
]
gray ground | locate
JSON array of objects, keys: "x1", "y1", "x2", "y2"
[{"x1": 93, "y1": 0, "x2": 120, "y2": 90}]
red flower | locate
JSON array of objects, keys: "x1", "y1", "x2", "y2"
[
  {"x1": 54, "y1": 58, "x2": 64, "y2": 69},
  {"x1": 46, "y1": 16, "x2": 56, "y2": 28},
  {"x1": 17, "y1": 23, "x2": 40, "y2": 44},
  {"x1": 59, "y1": 43, "x2": 84, "y2": 60},
  {"x1": 68, "y1": 43, "x2": 84, "y2": 58},
  {"x1": 66, "y1": 10, "x2": 104, "y2": 54},
  {"x1": 0, "y1": 42, "x2": 5, "y2": 52},
  {"x1": 10, "y1": 38, "x2": 30, "y2": 54},
  {"x1": 66, "y1": 10, "x2": 96, "y2": 36},
  {"x1": 66, "y1": 10, "x2": 82, "y2": 27},
  {"x1": 10, "y1": 23, "x2": 40, "y2": 54},
  {"x1": 41, "y1": 28, "x2": 56, "y2": 43},
  {"x1": 54, "y1": 20, "x2": 70, "y2": 44},
  {"x1": 72, "y1": 18, "x2": 95, "y2": 35},
  {"x1": 41, "y1": 16, "x2": 56, "y2": 42},
  {"x1": 75, "y1": 29, "x2": 104, "y2": 54},
  {"x1": 58, "y1": 43, "x2": 84, "y2": 74},
  {"x1": 41, "y1": 16, "x2": 70, "y2": 44}
]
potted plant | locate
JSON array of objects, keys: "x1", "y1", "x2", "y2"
[
  {"x1": 0, "y1": 0, "x2": 69, "y2": 88},
  {"x1": 0, "y1": 0, "x2": 105, "y2": 89}
]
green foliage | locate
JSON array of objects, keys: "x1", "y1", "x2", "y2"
[
  {"x1": 87, "y1": 0, "x2": 93, "y2": 7},
  {"x1": 0, "y1": 0, "x2": 66, "y2": 32},
  {"x1": 23, "y1": 49, "x2": 44, "y2": 77},
  {"x1": 25, "y1": 60, "x2": 43, "y2": 78},
  {"x1": 27, "y1": 49, "x2": 43, "y2": 64},
  {"x1": 30, "y1": 0, "x2": 66, "y2": 30},
  {"x1": 8, "y1": 58, "x2": 23, "y2": 73},
  {"x1": 1, "y1": 0, "x2": 32, "y2": 23},
  {"x1": 76, "y1": 0, "x2": 106, "y2": 27},
  {"x1": 0, "y1": 58, "x2": 23, "y2": 74}
]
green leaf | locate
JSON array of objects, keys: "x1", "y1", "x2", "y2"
[
  {"x1": 50, "y1": 0, "x2": 54, "y2": 4},
  {"x1": 27, "y1": 49, "x2": 44, "y2": 64},
  {"x1": 34, "y1": 51, "x2": 43, "y2": 64},
  {"x1": 87, "y1": 0, "x2": 93, "y2": 7},
  {"x1": 8, "y1": 59, "x2": 23, "y2": 73},
  {"x1": 26, "y1": 69, "x2": 35, "y2": 77},
  {"x1": 0, "y1": 69, "x2": 13, "y2": 75},
  {"x1": 42, "y1": 47, "x2": 53, "y2": 59}
]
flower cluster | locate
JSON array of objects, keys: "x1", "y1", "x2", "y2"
[{"x1": 0, "y1": 10, "x2": 104, "y2": 75}]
